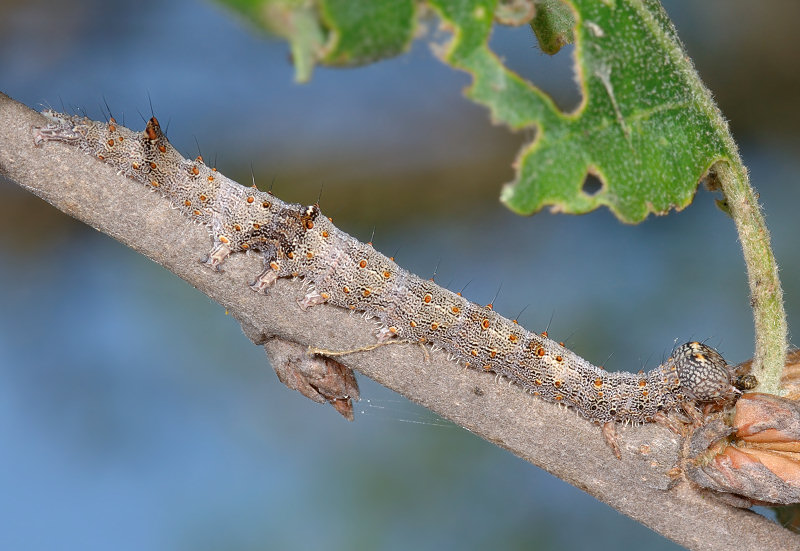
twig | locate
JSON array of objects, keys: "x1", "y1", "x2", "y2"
[{"x1": 0, "y1": 92, "x2": 796, "y2": 550}]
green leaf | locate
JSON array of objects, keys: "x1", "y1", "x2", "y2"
[
  {"x1": 319, "y1": 0, "x2": 416, "y2": 66},
  {"x1": 222, "y1": 0, "x2": 740, "y2": 223},
  {"x1": 429, "y1": 0, "x2": 738, "y2": 222},
  {"x1": 220, "y1": 0, "x2": 327, "y2": 83},
  {"x1": 218, "y1": 0, "x2": 415, "y2": 81}
]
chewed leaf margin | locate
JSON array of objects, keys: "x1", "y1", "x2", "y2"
[
  {"x1": 428, "y1": 0, "x2": 739, "y2": 222},
  {"x1": 222, "y1": 0, "x2": 740, "y2": 223}
]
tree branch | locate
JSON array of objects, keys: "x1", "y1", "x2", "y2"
[{"x1": 0, "y1": 92, "x2": 795, "y2": 550}]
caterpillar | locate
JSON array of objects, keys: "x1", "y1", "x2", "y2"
[{"x1": 32, "y1": 110, "x2": 741, "y2": 426}]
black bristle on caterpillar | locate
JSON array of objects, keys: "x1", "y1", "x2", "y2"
[{"x1": 32, "y1": 111, "x2": 741, "y2": 425}]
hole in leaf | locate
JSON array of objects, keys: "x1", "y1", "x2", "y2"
[
  {"x1": 582, "y1": 174, "x2": 603, "y2": 196},
  {"x1": 488, "y1": 25, "x2": 582, "y2": 113}
]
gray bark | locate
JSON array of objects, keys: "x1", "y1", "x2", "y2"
[{"x1": 0, "y1": 92, "x2": 795, "y2": 550}]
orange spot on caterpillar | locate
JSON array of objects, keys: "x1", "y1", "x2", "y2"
[
  {"x1": 362, "y1": 289, "x2": 371, "y2": 297},
  {"x1": 456, "y1": 292, "x2": 462, "y2": 297},
  {"x1": 470, "y1": 349, "x2": 478, "y2": 357},
  {"x1": 513, "y1": 319, "x2": 518, "y2": 324},
  {"x1": 241, "y1": 243, "x2": 249, "y2": 250},
  {"x1": 158, "y1": 145, "x2": 166, "y2": 153},
  {"x1": 383, "y1": 271, "x2": 391, "y2": 279},
  {"x1": 252, "y1": 223, "x2": 260, "y2": 229},
  {"x1": 554, "y1": 395, "x2": 563, "y2": 402},
  {"x1": 184, "y1": 200, "x2": 192, "y2": 207},
  {"x1": 199, "y1": 194, "x2": 208, "y2": 202},
  {"x1": 451, "y1": 306, "x2": 460, "y2": 314},
  {"x1": 389, "y1": 257, "x2": 395, "y2": 261},
  {"x1": 555, "y1": 355, "x2": 563, "y2": 362},
  {"x1": 485, "y1": 303, "x2": 493, "y2": 310},
  {"x1": 597, "y1": 391, "x2": 604, "y2": 398},
  {"x1": 207, "y1": 175, "x2": 214, "y2": 182},
  {"x1": 343, "y1": 286, "x2": 350, "y2": 294},
  {"x1": 388, "y1": 326, "x2": 398, "y2": 334},
  {"x1": 534, "y1": 379, "x2": 543, "y2": 386},
  {"x1": 118, "y1": 136, "x2": 124, "y2": 142},
  {"x1": 212, "y1": 167, "x2": 217, "y2": 172},
  {"x1": 490, "y1": 350, "x2": 497, "y2": 358},
  {"x1": 108, "y1": 124, "x2": 116, "y2": 132},
  {"x1": 554, "y1": 380, "x2": 563, "y2": 388},
  {"x1": 304, "y1": 220, "x2": 314, "y2": 230},
  {"x1": 247, "y1": 196, "x2": 255, "y2": 204},
  {"x1": 191, "y1": 166, "x2": 199, "y2": 175},
  {"x1": 322, "y1": 230, "x2": 329, "y2": 238},
  {"x1": 150, "y1": 180, "x2": 159, "y2": 188},
  {"x1": 430, "y1": 322, "x2": 439, "y2": 330},
  {"x1": 359, "y1": 260, "x2": 367, "y2": 268},
  {"x1": 262, "y1": 201, "x2": 271, "y2": 208},
  {"x1": 233, "y1": 224, "x2": 242, "y2": 231},
  {"x1": 107, "y1": 139, "x2": 114, "y2": 146},
  {"x1": 423, "y1": 293, "x2": 432, "y2": 304},
  {"x1": 145, "y1": 126, "x2": 156, "y2": 140},
  {"x1": 410, "y1": 320, "x2": 417, "y2": 328},
  {"x1": 192, "y1": 209, "x2": 201, "y2": 216},
  {"x1": 132, "y1": 162, "x2": 140, "y2": 170},
  {"x1": 594, "y1": 378, "x2": 603, "y2": 388},
  {"x1": 150, "y1": 161, "x2": 158, "y2": 170},
  {"x1": 509, "y1": 335, "x2": 518, "y2": 343},
  {"x1": 541, "y1": 331, "x2": 548, "y2": 338},
  {"x1": 321, "y1": 292, "x2": 330, "y2": 300},
  {"x1": 269, "y1": 262, "x2": 279, "y2": 271},
  {"x1": 196, "y1": 155, "x2": 204, "y2": 163},
  {"x1": 97, "y1": 154, "x2": 105, "y2": 160},
  {"x1": 349, "y1": 305, "x2": 356, "y2": 310},
  {"x1": 559, "y1": 342, "x2": 565, "y2": 347},
  {"x1": 219, "y1": 236, "x2": 230, "y2": 244},
  {"x1": 536, "y1": 347, "x2": 545, "y2": 357},
  {"x1": 482, "y1": 365, "x2": 492, "y2": 371},
  {"x1": 286, "y1": 252, "x2": 294, "y2": 260},
  {"x1": 306, "y1": 252, "x2": 314, "y2": 259},
  {"x1": 328, "y1": 217, "x2": 332, "y2": 222},
  {"x1": 641, "y1": 390, "x2": 649, "y2": 397},
  {"x1": 638, "y1": 379, "x2": 647, "y2": 387},
  {"x1": 481, "y1": 319, "x2": 490, "y2": 330}
]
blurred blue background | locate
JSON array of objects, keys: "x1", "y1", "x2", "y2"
[{"x1": 1, "y1": 1, "x2": 799, "y2": 549}]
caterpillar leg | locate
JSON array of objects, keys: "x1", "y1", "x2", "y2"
[
  {"x1": 250, "y1": 244, "x2": 281, "y2": 293},
  {"x1": 602, "y1": 421, "x2": 622, "y2": 460},
  {"x1": 201, "y1": 239, "x2": 233, "y2": 272},
  {"x1": 33, "y1": 124, "x2": 80, "y2": 146},
  {"x1": 32, "y1": 114, "x2": 82, "y2": 146},
  {"x1": 298, "y1": 288, "x2": 327, "y2": 310},
  {"x1": 376, "y1": 325, "x2": 399, "y2": 342}
]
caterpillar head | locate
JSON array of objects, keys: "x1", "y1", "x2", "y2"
[{"x1": 674, "y1": 341, "x2": 738, "y2": 402}]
